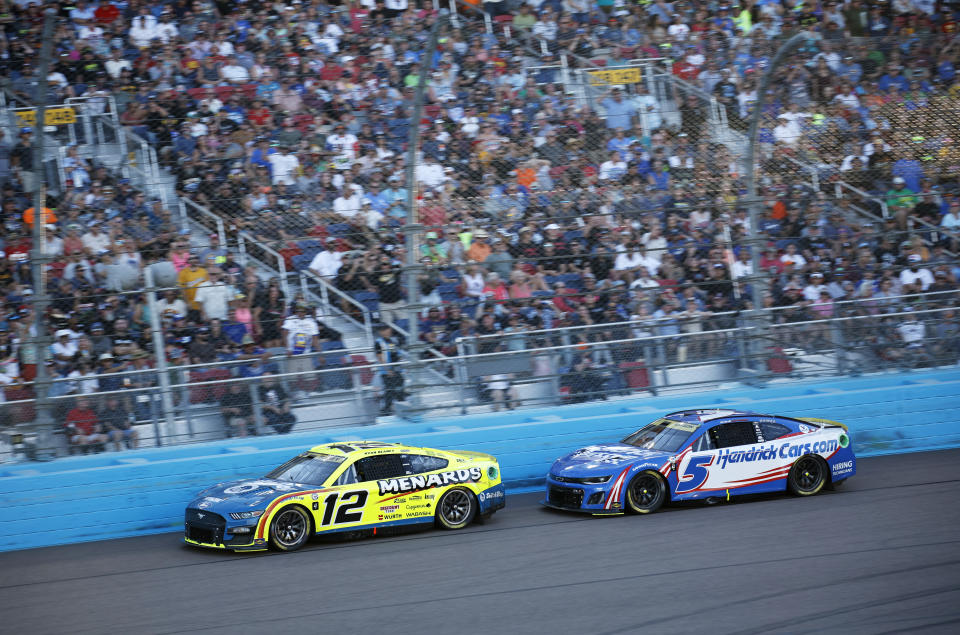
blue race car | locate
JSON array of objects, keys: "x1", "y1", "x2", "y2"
[{"x1": 543, "y1": 409, "x2": 855, "y2": 514}]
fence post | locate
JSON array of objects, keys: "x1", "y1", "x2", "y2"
[
  {"x1": 249, "y1": 380, "x2": 265, "y2": 436},
  {"x1": 144, "y1": 266, "x2": 178, "y2": 444}
]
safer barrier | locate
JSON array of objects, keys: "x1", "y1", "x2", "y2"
[{"x1": 1, "y1": 368, "x2": 959, "y2": 552}]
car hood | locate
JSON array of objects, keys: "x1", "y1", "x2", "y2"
[
  {"x1": 189, "y1": 478, "x2": 312, "y2": 511},
  {"x1": 550, "y1": 443, "x2": 671, "y2": 477}
]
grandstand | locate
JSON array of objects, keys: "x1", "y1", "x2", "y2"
[{"x1": 1, "y1": 0, "x2": 958, "y2": 458}]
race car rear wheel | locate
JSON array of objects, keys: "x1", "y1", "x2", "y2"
[
  {"x1": 788, "y1": 456, "x2": 827, "y2": 496},
  {"x1": 436, "y1": 487, "x2": 476, "y2": 530},
  {"x1": 625, "y1": 471, "x2": 666, "y2": 514},
  {"x1": 269, "y1": 505, "x2": 312, "y2": 551}
]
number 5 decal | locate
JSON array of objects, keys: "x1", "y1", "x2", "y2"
[
  {"x1": 676, "y1": 455, "x2": 714, "y2": 494},
  {"x1": 320, "y1": 490, "x2": 369, "y2": 526}
]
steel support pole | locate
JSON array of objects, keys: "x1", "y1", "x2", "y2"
[
  {"x1": 745, "y1": 32, "x2": 820, "y2": 313},
  {"x1": 400, "y1": 11, "x2": 448, "y2": 421},
  {"x1": 144, "y1": 266, "x2": 178, "y2": 443},
  {"x1": 743, "y1": 32, "x2": 819, "y2": 373},
  {"x1": 25, "y1": 9, "x2": 58, "y2": 459}
]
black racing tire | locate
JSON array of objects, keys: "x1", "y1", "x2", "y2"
[
  {"x1": 268, "y1": 505, "x2": 312, "y2": 551},
  {"x1": 787, "y1": 455, "x2": 828, "y2": 496},
  {"x1": 625, "y1": 471, "x2": 667, "y2": 514},
  {"x1": 435, "y1": 487, "x2": 476, "y2": 530}
]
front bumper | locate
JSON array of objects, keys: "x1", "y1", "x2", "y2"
[
  {"x1": 184, "y1": 508, "x2": 267, "y2": 552},
  {"x1": 541, "y1": 480, "x2": 624, "y2": 514}
]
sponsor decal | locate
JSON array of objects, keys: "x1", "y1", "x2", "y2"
[
  {"x1": 408, "y1": 503, "x2": 431, "y2": 510},
  {"x1": 478, "y1": 490, "x2": 504, "y2": 503},
  {"x1": 311, "y1": 493, "x2": 319, "y2": 501},
  {"x1": 377, "y1": 468, "x2": 483, "y2": 496},
  {"x1": 424, "y1": 494, "x2": 435, "y2": 500},
  {"x1": 408, "y1": 495, "x2": 422, "y2": 501},
  {"x1": 378, "y1": 513, "x2": 402, "y2": 521},
  {"x1": 832, "y1": 460, "x2": 854, "y2": 475},
  {"x1": 716, "y1": 440, "x2": 838, "y2": 469},
  {"x1": 409, "y1": 511, "x2": 432, "y2": 518},
  {"x1": 380, "y1": 505, "x2": 401, "y2": 513},
  {"x1": 799, "y1": 424, "x2": 812, "y2": 433}
]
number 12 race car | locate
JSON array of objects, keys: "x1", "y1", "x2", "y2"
[
  {"x1": 185, "y1": 442, "x2": 505, "y2": 551},
  {"x1": 544, "y1": 410, "x2": 855, "y2": 514}
]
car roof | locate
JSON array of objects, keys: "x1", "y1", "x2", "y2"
[
  {"x1": 662, "y1": 409, "x2": 777, "y2": 425},
  {"x1": 307, "y1": 441, "x2": 417, "y2": 457}
]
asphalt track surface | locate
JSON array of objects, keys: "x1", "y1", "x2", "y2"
[{"x1": 2, "y1": 450, "x2": 959, "y2": 635}]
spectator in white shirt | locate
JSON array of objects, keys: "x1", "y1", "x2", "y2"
[
  {"x1": 81, "y1": 225, "x2": 111, "y2": 255},
  {"x1": 308, "y1": 239, "x2": 344, "y2": 280},
  {"x1": 268, "y1": 146, "x2": 300, "y2": 186},
  {"x1": 415, "y1": 156, "x2": 446, "y2": 188},
  {"x1": 220, "y1": 57, "x2": 250, "y2": 84},
  {"x1": 730, "y1": 250, "x2": 754, "y2": 280},
  {"x1": 128, "y1": 9, "x2": 158, "y2": 48},
  {"x1": 803, "y1": 272, "x2": 829, "y2": 301},
  {"x1": 333, "y1": 190, "x2": 363, "y2": 219},
  {"x1": 104, "y1": 49, "x2": 132, "y2": 79},
  {"x1": 326, "y1": 124, "x2": 358, "y2": 160},
  {"x1": 154, "y1": 11, "x2": 179, "y2": 43},
  {"x1": 900, "y1": 254, "x2": 935, "y2": 291},
  {"x1": 599, "y1": 152, "x2": 627, "y2": 181},
  {"x1": 194, "y1": 269, "x2": 234, "y2": 321},
  {"x1": 780, "y1": 243, "x2": 807, "y2": 269}
]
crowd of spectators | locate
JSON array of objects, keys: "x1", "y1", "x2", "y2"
[{"x1": 2, "y1": 0, "x2": 960, "y2": 436}]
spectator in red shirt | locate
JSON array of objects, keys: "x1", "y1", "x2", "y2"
[
  {"x1": 93, "y1": 0, "x2": 119, "y2": 25},
  {"x1": 65, "y1": 396, "x2": 108, "y2": 453}
]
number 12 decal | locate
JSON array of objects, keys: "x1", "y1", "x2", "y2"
[{"x1": 320, "y1": 490, "x2": 368, "y2": 526}]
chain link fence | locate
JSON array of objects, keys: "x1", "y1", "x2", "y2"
[{"x1": 2, "y1": 5, "x2": 960, "y2": 460}]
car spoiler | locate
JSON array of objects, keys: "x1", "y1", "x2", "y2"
[
  {"x1": 796, "y1": 417, "x2": 848, "y2": 431},
  {"x1": 448, "y1": 450, "x2": 499, "y2": 463}
]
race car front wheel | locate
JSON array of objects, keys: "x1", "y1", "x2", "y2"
[
  {"x1": 787, "y1": 456, "x2": 827, "y2": 496},
  {"x1": 436, "y1": 487, "x2": 476, "y2": 530},
  {"x1": 625, "y1": 471, "x2": 666, "y2": 514},
  {"x1": 269, "y1": 506, "x2": 312, "y2": 551}
]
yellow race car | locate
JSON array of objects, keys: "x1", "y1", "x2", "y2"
[{"x1": 184, "y1": 441, "x2": 505, "y2": 552}]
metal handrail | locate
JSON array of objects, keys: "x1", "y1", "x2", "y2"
[
  {"x1": 833, "y1": 179, "x2": 890, "y2": 219},
  {"x1": 238, "y1": 231, "x2": 290, "y2": 298},
  {"x1": 180, "y1": 196, "x2": 227, "y2": 245},
  {"x1": 298, "y1": 269, "x2": 373, "y2": 346}
]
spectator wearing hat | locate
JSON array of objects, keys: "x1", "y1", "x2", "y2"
[
  {"x1": 371, "y1": 252, "x2": 404, "y2": 324},
  {"x1": 466, "y1": 230, "x2": 493, "y2": 262},
  {"x1": 886, "y1": 177, "x2": 918, "y2": 230},
  {"x1": 281, "y1": 302, "x2": 320, "y2": 390},
  {"x1": 900, "y1": 254, "x2": 935, "y2": 292}
]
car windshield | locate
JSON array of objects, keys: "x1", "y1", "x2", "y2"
[
  {"x1": 621, "y1": 419, "x2": 699, "y2": 452},
  {"x1": 265, "y1": 453, "x2": 346, "y2": 486}
]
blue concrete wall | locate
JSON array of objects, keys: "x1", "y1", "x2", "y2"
[{"x1": 1, "y1": 369, "x2": 958, "y2": 552}]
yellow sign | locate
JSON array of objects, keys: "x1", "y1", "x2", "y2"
[
  {"x1": 587, "y1": 67, "x2": 643, "y2": 86},
  {"x1": 14, "y1": 106, "x2": 77, "y2": 127}
]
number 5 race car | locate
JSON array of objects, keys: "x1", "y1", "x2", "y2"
[
  {"x1": 185, "y1": 442, "x2": 505, "y2": 551},
  {"x1": 544, "y1": 410, "x2": 855, "y2": 514}
]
